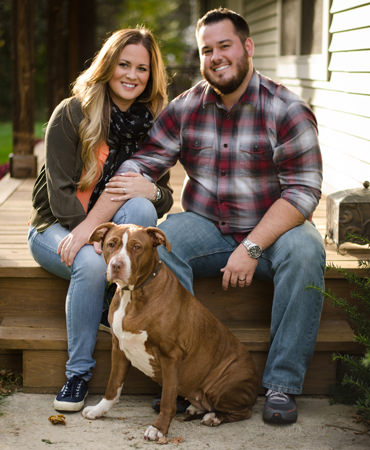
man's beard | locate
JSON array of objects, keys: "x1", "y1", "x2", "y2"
[{"x1": 201, "y1": 50, "x2": 249, "y2": 95}]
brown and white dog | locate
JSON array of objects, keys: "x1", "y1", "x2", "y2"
[{"x1": 82, "y1": 223, "x2": 258, "y2": 441}]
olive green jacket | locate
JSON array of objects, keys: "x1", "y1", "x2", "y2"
[{"x1": 30, "y1": 97, "x2": 173, "y2": 232}]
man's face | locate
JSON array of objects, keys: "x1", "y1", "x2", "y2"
[{"x1": 197, "y1": 19, "x2": 253, "y2": 95}]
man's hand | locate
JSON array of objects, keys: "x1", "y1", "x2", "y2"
[
  {"x1": 105, "y1": 172, "x2": 156, "y2": 202},
  {"x1": 220, "y1": 244, "x2": 258, "y2": 290},
  {"x1": 57, "y1": 220, "x2": 102, "y2": 266}
]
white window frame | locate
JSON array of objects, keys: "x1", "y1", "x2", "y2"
[{"x1": 277, "y1": 0, "x2": 330, "y2": 81}]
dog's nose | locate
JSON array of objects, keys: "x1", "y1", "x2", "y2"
[{"x1": 111, "y1": 261, "x2": 121, "y2": 272}]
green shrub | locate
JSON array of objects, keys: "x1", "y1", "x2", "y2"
[{"x1": 313, "y1": 237, "x2": 370, "y2": 424}]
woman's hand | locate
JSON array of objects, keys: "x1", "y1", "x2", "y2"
[
  {"x1": 105, "y1": 172, "x2": 156, "y2": 202},
  {"x1": 57, "y1": 220, "x2": 102, "y2": 266}
]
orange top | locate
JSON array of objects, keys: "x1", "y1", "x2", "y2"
[{"x1": 76, "y1": 142, "x2": 109, "y2": 213}]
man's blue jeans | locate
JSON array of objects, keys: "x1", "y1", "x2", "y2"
[
  {"x1": 158, "y1": 212, "x2": 326, "y2": 395},
  {"x1": 28, "y1": 198, "x2": 158, "y2": 382}
]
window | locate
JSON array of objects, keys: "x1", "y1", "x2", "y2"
[{"x1": 277, "y1": 0, "x2": 330, "y2": 80}]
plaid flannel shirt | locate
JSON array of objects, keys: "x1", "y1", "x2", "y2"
[{"x1": 118, "y1": 70, "x2": 322, "y2": 238}]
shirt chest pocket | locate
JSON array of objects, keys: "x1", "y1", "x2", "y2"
[
  {"x1": 181, "y1": 133, "x2": 215, "y2": 165},
  {"x1": 237, "y1": 136, "x2": 275, "y2": 174}
]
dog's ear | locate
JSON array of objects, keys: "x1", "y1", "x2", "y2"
[
  {"x1": 89, "y1": 222, "x2": 115, "y2": 244},
  {"x1": 146, "y1": 227, "x2": 171, "y2": 251}
]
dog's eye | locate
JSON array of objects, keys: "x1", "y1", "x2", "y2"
[
  {"x1": 133, "y1": 244, "x2": 141, "y2": 251},
  {"x1": 107, "y1": 241, "x2": 115, "y2": 248}
]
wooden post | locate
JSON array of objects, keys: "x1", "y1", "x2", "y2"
[
  {"x1": 47, "y1": 0, "x2": 69, "y2": 118},
  {"x1": 10, "y1": 0, "x2": 37, "y2": 178}
]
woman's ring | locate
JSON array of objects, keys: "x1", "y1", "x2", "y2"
[
  {"x1": 122, "y1": 187, "x2": 126, "y2": 194},
  {"x1": 239, "y1": 277, "x2": 246, "y2": 281}
]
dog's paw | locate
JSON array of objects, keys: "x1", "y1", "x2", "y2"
[
  {"x1": 144, "y1": 425, "x2": 164, "y2": 441},
  {"x1": 201, "y1": 412, "x2": 222, "y2": 427},
  {"x1": 82, "y1": 405, "x2": 103, "y2": 420},
  {"x1": 184, "y1": 404, "x2": 206, "y2": 421}
]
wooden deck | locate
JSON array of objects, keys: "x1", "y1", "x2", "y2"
[{"x1": 0, "y1": 141, "x2": 369, "y2": 394}]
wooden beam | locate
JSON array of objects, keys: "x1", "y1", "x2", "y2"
[
  {"x1": 47, "y1": 0, "x2": 69, "y2": 118},
  {"x1": 10, "y1": 0, "x2": 37, "y2": 178}
]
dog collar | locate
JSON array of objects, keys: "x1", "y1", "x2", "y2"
[{"x1": 123, "y1": 260, "x2": 163, "y2": 291}]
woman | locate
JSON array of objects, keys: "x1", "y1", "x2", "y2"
[{"x1": 28, "y1": 28, "x2": 173, "y2": 412}]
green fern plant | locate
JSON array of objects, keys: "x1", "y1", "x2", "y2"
[{"x1": 311, "y1": 236, "x2": 370, "y2": 423}]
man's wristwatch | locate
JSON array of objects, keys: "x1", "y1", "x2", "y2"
[{"x1": 242, "y1": 239, "x2": 263, "y2": 259}]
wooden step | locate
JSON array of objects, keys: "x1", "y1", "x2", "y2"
[
  {"x1": 0, "y1": 314, "x2": 359, "y2": 395},
  {"x1": 0, "y1": 269, "x2": 357, "y2": 322}
]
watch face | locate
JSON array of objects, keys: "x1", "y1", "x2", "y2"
[{"x1": 249, "y1": 245, "x2": 262, "y2": 258}]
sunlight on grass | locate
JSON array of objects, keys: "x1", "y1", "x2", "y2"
[{"x1": 0, "y1": 122, "x2": 45, "y2": 164}]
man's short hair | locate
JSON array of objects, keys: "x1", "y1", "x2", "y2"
[{"x1": 196, "y1": 7, "x2": 250, "y2": 43}]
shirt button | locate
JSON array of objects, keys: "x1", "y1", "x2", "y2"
[
  {"x1": 221, "y1": 170, "x2": 226, "y2": 176},
  {"x1": 223, "y1": 143, "x2": 228, "y2": 148}
]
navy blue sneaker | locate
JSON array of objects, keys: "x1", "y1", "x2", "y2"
[
  {"x1": 263, "y1": 389, "x2": 297, "y2": 424},
  {"x1": 53, "y1": 376, "x2": 88, "y2": 412}
]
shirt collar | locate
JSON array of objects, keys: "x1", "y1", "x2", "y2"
[{"x1": 202, "y1": 69, "x2": 260, "y2": 109}]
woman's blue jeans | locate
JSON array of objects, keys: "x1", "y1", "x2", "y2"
[
  {"x1": 158, "y1": 212, "x2": 326, "y2": 395},
  {"x1": 28, "y1": 198, "x2": 158, "y2": 382}
]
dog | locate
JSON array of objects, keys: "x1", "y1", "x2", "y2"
[{"x1": 82, "y1": 223, "x2": 258, "y2": 441}]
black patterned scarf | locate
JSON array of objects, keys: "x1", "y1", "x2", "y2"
[{"x1": 87, "y1": 102, "x2": 153, "y2": 212}]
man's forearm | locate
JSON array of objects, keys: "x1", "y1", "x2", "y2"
[{"x1": 247, "y1": 198, "x2": 305, "y2": 250}]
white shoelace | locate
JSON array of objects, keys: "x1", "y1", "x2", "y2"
[{"x1": 265, "y1": 389, "x2": 290, "y2": 404}]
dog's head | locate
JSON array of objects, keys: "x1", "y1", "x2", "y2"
[{"x1": 89, "y1": 223, "x2": 171, "y2": 289}]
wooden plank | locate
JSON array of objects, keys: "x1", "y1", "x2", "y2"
[
  {"x1": 314, "y1": 107, "x2": 370, "y2": 141},
  {"x1": 330, "y1": 28, "x2": 370, "y2": 52},
  {"x1": 22, "y1": 349, "x2": 160, "y2": 394},
  {"x1": 329, "y1": 50, "x2": 370, "y2": 72},
  {"x1": 21, "y1": 348, "x2": 339, "y2": 395},
  {"x1": 251, "y1": 29, "x2": 277, "y2": 45},
  {"x1": 331, "y1": 0, "x2": 370, "y2": 13},
  {"x1": 0, "y1": 313, "x2": 358, "y2": 352},
  {"x1": 249, "y1": 16, "x2": 276, "y2": 34},
  {"x1": 330, "y1": 4, "x2": 370, "y2": 32},
  {"x1": 246, "y1": 2, "x2": 277, "y2": 22}
]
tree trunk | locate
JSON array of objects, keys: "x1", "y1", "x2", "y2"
[{"x1": 10, "y1": 0, "x2": 37, "y2": 178}]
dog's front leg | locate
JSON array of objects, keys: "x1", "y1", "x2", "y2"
[
  {"x1": 82, "y1": 336, "x2": 130, "y2": 420},
  {"x1": 144, "y1": 356, "x2": 179, "y2": 441}
]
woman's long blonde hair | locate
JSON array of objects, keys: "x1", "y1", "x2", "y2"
[{"x1": 72, "y1": 27, "x2": 168, "y2": 190}]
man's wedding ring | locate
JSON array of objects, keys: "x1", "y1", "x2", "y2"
[
  {"x1": 239, "y1": 277, "x2": 246, "y2": 281},
  {"x1": 122, "y1": 187, "x2": 126, "y2": 194}
]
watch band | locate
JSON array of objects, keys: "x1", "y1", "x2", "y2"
[
  {"x1": 242, "y1": 238, "x2": 262, "y2": 259},
  {"x1": 153, "y1": 186, "x2": 162, "y2": 202}
]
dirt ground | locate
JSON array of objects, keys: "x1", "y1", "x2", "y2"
[{"x1": 1, "y1": 393, "x2": 369, "y2": 450}]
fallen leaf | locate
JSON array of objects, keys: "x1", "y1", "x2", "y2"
[
  {"x1": 48, "y1": 414, "x2": 66, "y2": 425},
  {"x1": 171, "y1": 436, "x2": 185, "y2": 445}
]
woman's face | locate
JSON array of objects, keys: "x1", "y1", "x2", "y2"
[{"x1": 108, "y1": 43, "x2": 150, "y2": 111}]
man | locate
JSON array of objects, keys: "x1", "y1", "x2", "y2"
[{"x1": 61, "y1": 8, "x2": 325, "y2": 425}]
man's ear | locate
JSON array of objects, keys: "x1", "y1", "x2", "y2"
[
  {"x1": 89, "y1": 222, "x2": 116, "y2": 244},
  {"x1": 146, "y1": 227, "x2": 172, "y2": 251},
  {"x1": 245, "y1": 37, "x2": 254, "y2": 57}
]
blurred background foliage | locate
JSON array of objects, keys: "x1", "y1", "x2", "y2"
[{"x1": 0, "y1": 0, "x2": 198, "y2": 123}]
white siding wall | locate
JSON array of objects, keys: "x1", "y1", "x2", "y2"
[{"x1": 244, "y1": 0, "x2": 370, "y2": 195}]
